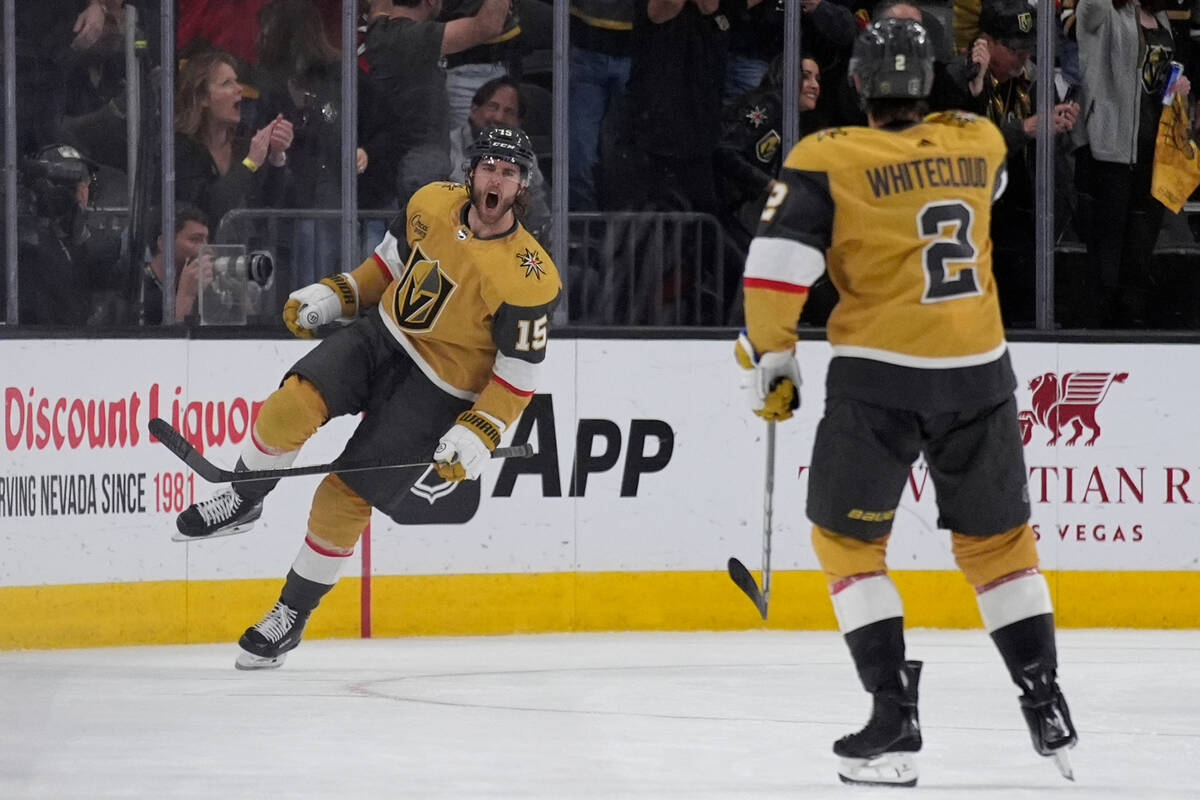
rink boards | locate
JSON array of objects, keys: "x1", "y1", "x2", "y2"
[{"x1": 2, "y1": 336, "x2": 1199, "y2": 648}]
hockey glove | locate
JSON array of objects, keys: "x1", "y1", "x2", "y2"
[
  {"x1": 282, "y1": 273, "x2": 359, "y2": 338},
  {"x1": 433, "y1": 410, "x2": 504, "y2": 482},
  {"x1": 735, "y1": 331, "x2": 801, "y2": 422}
]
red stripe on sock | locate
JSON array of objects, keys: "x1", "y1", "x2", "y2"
[
  {"x1": 830, "y1": 570, "x2": 887, "y2": 595},
  {"x1": 975, "y1": 566, "x2": 1041, "y2": 595},
  {"x1": 304, "y1": 534, "x2": 353, "y2": 558}
]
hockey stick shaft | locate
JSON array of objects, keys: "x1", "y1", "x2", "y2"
[
  {"x1": 148, "y1": 417, "x2": 534, "y2": 484},
  {"x1": 726, "y1": 420, "x2": 776, "y2": 620},
  {"x1": 761, "y1": 419, "x2": 775, "y2": 613}
]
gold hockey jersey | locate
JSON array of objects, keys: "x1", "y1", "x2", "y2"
[
  {"x1": 348, "y1": 182, "x2": 561, "y2": 427},
  {"x1": 744, "y1": 111, "x2": 1009, "y2": 369}
]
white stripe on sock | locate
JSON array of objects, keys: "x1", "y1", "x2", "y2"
[
  {"x1": 292, "y1": 535, "x2": 351, "y2": 586},
  {"x1": 977, "y1": 571, "x2": 1053, "y2": 632},
  {"x1": 240, "y1": 428, "x2": 301, "y2": 470},
  {"x1": 830, "y1": 573, "x2": 904, "y2": 633}
]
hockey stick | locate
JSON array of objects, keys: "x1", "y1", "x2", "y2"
[
  {"x1": 148, "y1": 417, "x2": 535, "y2": 484},
  {"x1": 727, "y1": 420, "x2": 775, "y2": 620}
]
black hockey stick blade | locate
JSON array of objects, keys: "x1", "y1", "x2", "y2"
[
  {"x1": 727, "y1": 556, "x2": 768, "y2": 620},
  {"x1": 149, "y1": 417, "x2": 535, "y2": 484}
]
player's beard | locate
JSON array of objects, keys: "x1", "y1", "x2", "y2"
[{"x1": 471, "y1": 181, "x2": 519, "y2": 227}]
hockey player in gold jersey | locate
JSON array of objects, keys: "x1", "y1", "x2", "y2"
[
  {"x1": 734, "y1": 19, "x2": 1076, "y2": 787},
  {"x1": 174, "y1": 127, "x2": 560, "y2": 669}
]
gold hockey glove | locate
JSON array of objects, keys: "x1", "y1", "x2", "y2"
[
  {"x1": 433, "y1": 410, "x2": 504, "y2": 482},
  {"x1": 283, "y1": 273, "x2": 359, "y2": 338},
  {"x1": 735, "y1": 331, "x2": 801, "y2": 422}
]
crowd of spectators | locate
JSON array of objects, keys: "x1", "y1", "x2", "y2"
[{"x1": 4, "y1": 0, "x2": 1200, "y2": 329}]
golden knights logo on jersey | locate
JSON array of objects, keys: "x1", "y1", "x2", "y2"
[{"x1": 393, "y1": 243, "x2": 457, "y2": 332}]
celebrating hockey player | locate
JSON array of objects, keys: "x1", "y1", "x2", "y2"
[
  {"x1": 734, "y1": 18, "x2": 1077, "y2": 787},
  {"x1": 174, "y1": 126, "x2": 560, "y2": 670}
]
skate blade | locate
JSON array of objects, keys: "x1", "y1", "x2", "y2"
[
  {"x1": 171, "y1": 523, "x2": 255, "y2": 543},
  {"x1": 234, "y1": 650, "x2": 287, "y2": 670},
  {"x1": 1050, "y1": 748, "x2": 1075, "y2": 781},
  {"x1": 837, "y1": 753, "x2": 917, "y2": 788}
]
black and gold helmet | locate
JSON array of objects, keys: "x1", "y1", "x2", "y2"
[
  {"x1": 849, "y1": 18, "x2": 934, "y2": 101},
  {"x1": 466, "y1": 126, "x2": 536, "y2": 184}
]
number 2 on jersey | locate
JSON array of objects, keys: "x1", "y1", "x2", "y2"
[{"x1": 918, "y1": 200, "x2": 981, "y2": 303}]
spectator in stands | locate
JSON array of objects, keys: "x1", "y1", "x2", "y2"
[
  {"x1": 174, "y1": 49, "x2": 295, "y2": 234},
  {"x1": 715, "y1": 55, "x2": 830, "y2": 325},
  {"x1": 448, "y1": 77, "x2": 551, "y2": 240},
  {"x1": 602, "y1": 0, "x2": 733, "y2": 214},
  {"x1": 715, "y1": 55, "x2": 822, "y2": 250},
  {"x1": 947, "y1": 0, "x2": 1080, "y2": 326},
  {"x1": 799, "y1": 0, "x2": 863, "y2": 128},
  {"x1": 358, "y1": 0, "x2": 508, "y2": 240},
  {"x1": 256, "y1": 0, "x2": 368, "y2": 288},
  {"x1": 1074, "y1": 0, "x2": 1189, "y2": 327},
  {"x1": 176, "y1": 0, "x2": 342, "y2": 68},
  {"x1": 724, "y1": 0, "x2": 785, "y2": 101},
  {"x1": 137, "y1": 204, "x2": 213, "y2": 325},
  {"x1": 15, "y1": 144, "x2": 123, "y2": 326},
  {"x1": 568, "y1": 0, "x2": 634, "y2": 212},
  {"x1": 439, "y1": 0, "x2": 523, "y2": 131}
]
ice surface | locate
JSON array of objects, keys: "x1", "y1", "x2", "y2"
[{"x1": 1, "y1": 629, "x2": 1196, "y2": 798}]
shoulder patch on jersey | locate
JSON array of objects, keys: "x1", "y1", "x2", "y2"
[
  {"x1": 745, "y1": 105, "x2": 768, "y2": 128},
  {"x1": 816, "y1": 127, "x2": 850, "y2": 141},
  {"x1": 925, "y1": 110, "x2": 980, "y2": 127},
  {"x1": 518, "y1": 248, "x2": 548, "y2": 280}
]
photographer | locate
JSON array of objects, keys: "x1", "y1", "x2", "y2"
[
  {"x1": 137, "y1": 204, "x2": 213, "y2": 325},
  {"x1": 14, "y1": 144, "x2": 123, "y2": 326}
]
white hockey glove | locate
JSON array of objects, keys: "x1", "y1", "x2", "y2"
[
  {"x1": 282, "y1": 273, "x2": 358, "y2": 338},
  {"x1": 433, "y1": 410, "x2": 505, "y2": 482},
  {"x1": 735, "y1": 331, "x2": 801, "y2": 422}
]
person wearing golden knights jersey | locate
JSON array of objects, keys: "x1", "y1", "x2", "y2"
[
  {"x1": 174, "y1": 126, "x2": 560, "y2": 670},
  {"x1": 734, "y1": 18, "x2": 1076, "y2": 787}
]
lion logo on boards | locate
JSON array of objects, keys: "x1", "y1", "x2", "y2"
[
  {"x1": 756, "y1": 130, "x2": 781, "y2": 164},
  {"x1": 518, "y1": 248, "x2": 546, "y2": 280},
  {"x1": 1018, "y1": 371, "x2": 1128, "y2": 446},
  {"x1": 393, "y1": 244, "x2": 456, "y2": 331}
]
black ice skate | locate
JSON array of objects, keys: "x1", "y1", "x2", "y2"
[
  {"x1": 1017, "y1": 660, "x2": 1078, "y2": 780},
  {"x1": 173, "y1": 487, "x2": 263, "y2": 542},
  {"x1": 834, "y1": 660, "x2": 922, "y2": 788},
  {"x1": 235, "y1": 600, "x2": 311, "y2": 670}
]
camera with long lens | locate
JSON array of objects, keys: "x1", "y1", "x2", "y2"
[
  {"x1": 212, "y1": 251, "x2": 274, "y2": 290},
  {"x1": 199, "y1": 245, "x2": 275, "y2": 325}
]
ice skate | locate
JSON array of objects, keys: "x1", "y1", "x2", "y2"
[
  {"x1": 834, "y1": 661, "x2": 922, "y2": 787},
  {"x1": 234, "y1": 600, "x2": 310, "y2": 670},
  {"x1": 173, "y1": 487, "x2": 263, "y2": 542},
  {"x1": 1017, "y1": 660, "x2": 1078, "y2": 780}
]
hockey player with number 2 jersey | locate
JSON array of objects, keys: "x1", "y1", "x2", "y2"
[
  {"x1": 174, "y1": 127, "x2": 560, "y2": 670},
  {"x1": 734, "y1": 18, "x2": 1077, "y2": 788}
]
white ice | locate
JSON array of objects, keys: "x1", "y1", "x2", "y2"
[{"x1": 1, "y1": 629, "x2": 1197, "y2": 799}]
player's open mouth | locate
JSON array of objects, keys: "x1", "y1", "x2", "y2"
[{"x1": 485, "y1": 191, "x2": 500, "y2": 210}]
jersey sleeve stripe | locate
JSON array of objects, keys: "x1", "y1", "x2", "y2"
[
  {"x1": 744, "y1": 277, "x2": 809, "y2": 294},
  {"x1": 493, "y1": 350, "x2": 539, "y2": 395},
  {"x1": 372, "y1": 231, "x2": 406, "y2": 281},
  {"x1": 371, "y1": 252, "x2": 393, "y2": 281},
  {"x1": 492, "y1": 372, "x2": 535, "y2": 397},
  {"x1": 743, "y1": 236, "x2": 826, "y2": 288}
]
